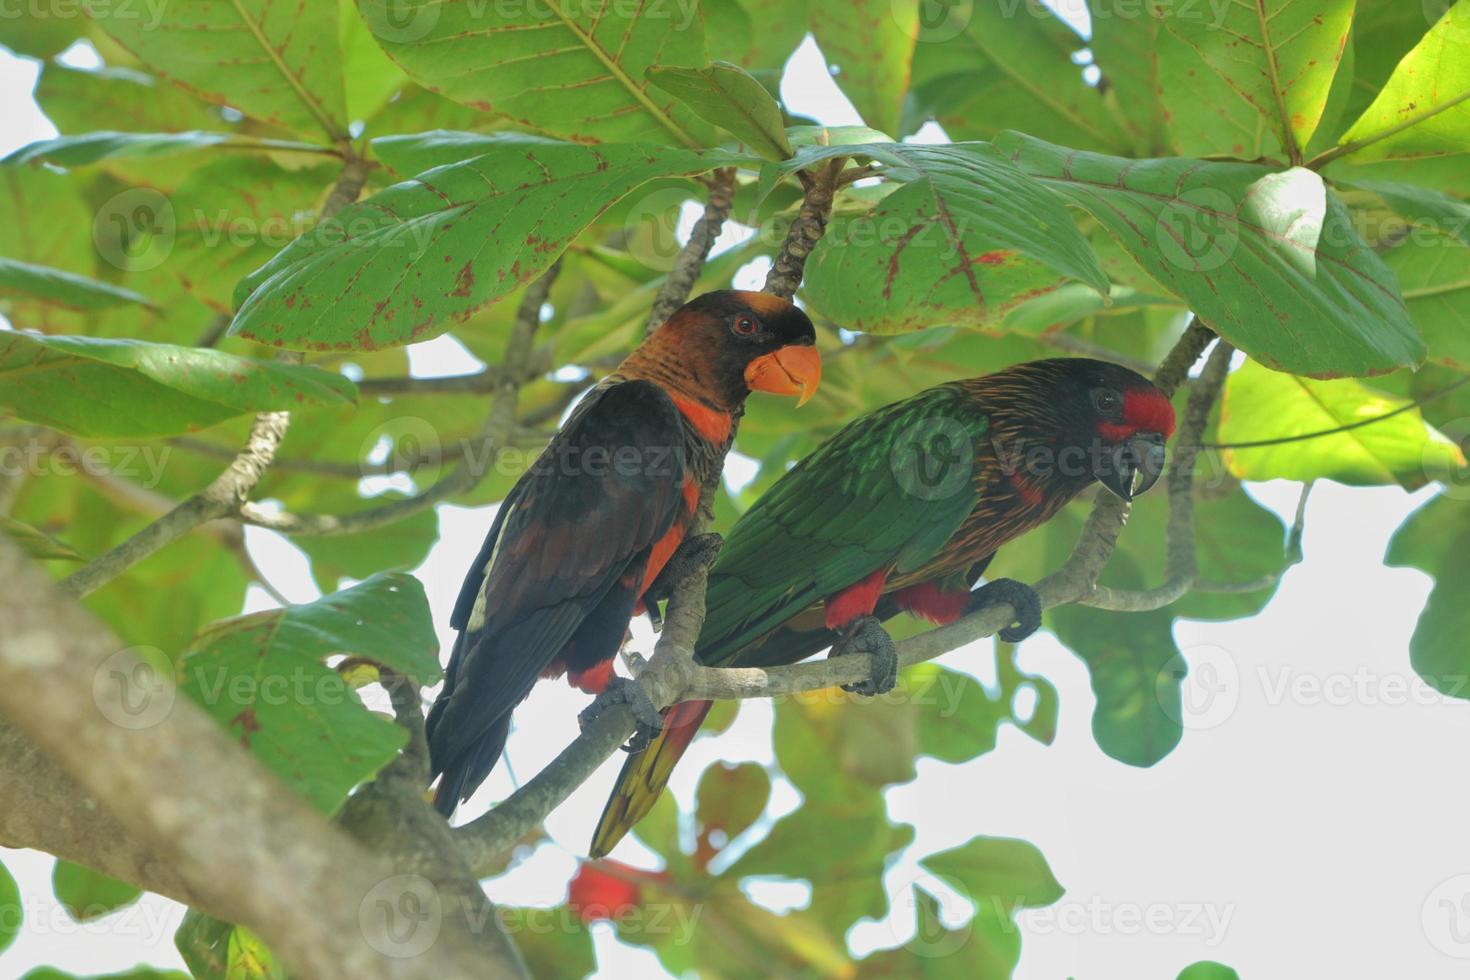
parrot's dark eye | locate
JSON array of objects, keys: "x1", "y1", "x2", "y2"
[
  {"x1": 732, "y1": 314, "x2": 759, "y2": 336},
  {"x1": 1093, "y1": 389, "x2": 1121, "y2": 415}
]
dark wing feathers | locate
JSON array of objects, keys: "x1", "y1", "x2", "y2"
[
  {"x1": 430, "y1": 380, "x2": 687, "y2": 761},
  {"x1": 696, "y1": 385, "x2": 989, "y2": 665}
]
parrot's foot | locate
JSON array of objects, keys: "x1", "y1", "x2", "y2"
[
  {"x1": 644, "y1": 532, "x2": 724, "y2": 632},
  {"x1": 967, "y1": 578, "x2": 1042, "y2": 643},
  {"x1": 830, "y1": 616, "x2": 898, "y2": 697},
  {"x1": 578, "y1": 676, "x2": 664, "y2": 752}
]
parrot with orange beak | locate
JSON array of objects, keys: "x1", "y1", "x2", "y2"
[{"x1": 427, "y1": 290, "x2": 821, "y2": 816}]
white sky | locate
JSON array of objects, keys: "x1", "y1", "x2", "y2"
[{"x1": 5, "y1": 11, "x2": 1470, "y2": 980}]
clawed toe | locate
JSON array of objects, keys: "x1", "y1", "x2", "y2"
[
  {"x1": 830, "y1": 615, "x2": 898, "y2": 697},
  {"x1": 580, "y1": 676, "x2": 664, "y2": 740},
  {"x1": 968, "y1": 578, "x2": 1042, "y2": 643}
]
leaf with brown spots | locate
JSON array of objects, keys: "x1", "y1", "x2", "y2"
[
  {"x1": 178, "y1": 573, "x2": 440, "y2": 813},
  {"x1": 231, "y1": 141, "x2": 747, "y2": 351}
]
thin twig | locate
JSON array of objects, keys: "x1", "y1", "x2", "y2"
[
  {"x1": 646, "y1": 167, "x2": 737, "y2": 334},
  {"x1": 763, "y1": 158, "x2": 845, "y2": 300}
]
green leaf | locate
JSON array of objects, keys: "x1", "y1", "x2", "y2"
[
  {"x1": 1087, "y1": 0, "x2": 1169, "y2": 155},
  {"x1": 1178, "y1": 963, "x2": 1242, "y2": 980},
  {"x1": 1386, "y1": 494, "x2": 1470, "y2": 697},
  {"x1": 295, "y1": 497, "x2": 439, "y2": 592},
  {"x1": 695, "y1": 762, "x2": 770, "y2": 849},
  {"x1": 85, "y1": 0, "x2": 348, "y2": 142},
  {"x1": 22, "y1": 970, "x2": 190, "y2": 980},
  {"x1": 1351, "y1": 179, "x2": 1470, "y2": 246},
  {"x1": 1050, "y1": 598, "x2": 1184, "y2": 767},
  {"x1": 919, "y1": 834, "x2": 1064, "y2": 914},
  {"x1": 176, "y1": 910, "x2": 284, "y2": 980},
  {"x1": 1219, "y1": 360, "x2": 1465, "y2": 488},
  {"x1": 0, "y1": 258, "x2": 154, "y2": 312},
  {"x1": 0, "y1": 167, "x2": 95, "y2": 330},
  {"x1": 370, "y1": 131, "x2": 560, "y2": 177},
  {"x1": 801, "y1": 142, "x2": 1109, "y2": 333},
  {"x1": 647, "y1": 63, "x2": 791, "y2": 160},
  {"x1": 51, "y1": 861, "x2": 143, "y2": 922},
  {"x1": 1338, "y1": 0, "x2": 1470, "y2": 161},
  {"x1": 0, "y1": 4, "x2": 80, "y2": 58},
  {"x1": 857, "y1": 887, "x2": 1029, "y2": 979},
  {"x1": 808, "y1": 0, "x2": 916, "y2": 137},
  {"x1": 0, "y1": 333, "x2": 356, "y2": 438},
  {"x1": 1, "y1": 132, "x2": 321, "y2": 168},
  {"x1": 232, "y1": 143, "x2": 745, "y2": 351},
  {"x1": 702, "y1": 0, "x2": 811, "y2": 72},
  {"x1": 1154, "y1": 0, "x2": 1354, "y2": 161},
  {"x1": 1383, "y1": 232, "x2": 1470, "y2": 369},
  {"x1": 0, "y1": 858, "x2": 19, "y2": 956},
  {"x1": 997, "y1": 133, "x2": 1425, "y2": 377},
  {"x1": 0, "y1": 517, "x2": 83, "y2": 562},
  {"x1": 355, "y1": 0, "x2": 712, "y2": 147},
  {"x1": 910, "y1": 0, "x2": 1126, "y2": 153},
  {"x1": 497, "y1": 909, "x2": 597, "y2": 979},
  {"x1": 178, "y1": 573, "x2": 439, "y2": 813}
]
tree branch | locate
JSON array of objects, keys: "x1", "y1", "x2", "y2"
[
  {"x1": 763, "y1": 159, "x2": 845, "y2": 300},
  {"x1": 0, "y1": 538, "x2": 496, "y2": 979},
  {"x1": 646, "y1": 167, "x2": 737, "y2": 333},
  {"x1": 448, "y1": 317, "x2": 1223, "y2": 871}
]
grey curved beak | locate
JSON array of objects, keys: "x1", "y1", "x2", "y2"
[{"x1": 1096, "y1": 432, "x2": 1167, "y2": 501}]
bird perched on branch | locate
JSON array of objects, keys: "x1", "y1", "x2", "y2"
[
  {"x1": 590, "y1": 357, "x2": 1174, "y2": 856},
  {"x1": 427, "y1": 291, "x2": 821, "y2": 817}
]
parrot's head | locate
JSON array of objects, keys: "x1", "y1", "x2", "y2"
[
  {"x1": 651, "y1": 291, "x2": 822, "y2": 409},
  {"x1": 976, "y1": 358, "x2": 1176, "y2": 503}
]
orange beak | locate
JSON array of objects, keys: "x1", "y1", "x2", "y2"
[{"x1": 744, "y1": 344, "x2": 821, "y2": 406}]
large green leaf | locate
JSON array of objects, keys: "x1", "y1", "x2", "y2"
[
  {"x1": 1338, "y1": 0, "x2": 1470, "y2": 161},
  {"x1": 3, "y1": 132, "x2": 322, "y2": 168},
  {"x1": 1154, "y1": 0, "x2": 1355, "y2": 161},
  {"x1": 1352, "y1": 179, "x2": 1470, "y2": 247},
  {"x1": 1386, "y1": 494, "x2": 1470, "y2": 697},
  {"x1": 1050, "y1": 599, "x2": 1185, "y2": 767},
  {"x1": 997, "y1": 133, "x2": 1424, "y2": 377},
  {"x1": 0, "y1": 333, "x2": 356, "y2": 438},
  {"x1": 647, "y1": 63, "x2": 792, "y2": 160},
  {"x1": 1178, "y1": 963, "x2": 1242, "y2": 980},
  {"x1": 918, "y1": 834, "x2": 1064, "y2": 914},
  {"x1": 1219, "y1": 359, "x2": 1465, "y2": 488},
  {"x1": 178, "y1": 573, "x2": 440, "y2": 813},
  {"x1": 702, "y1": 0, "x2": 810, "y2": 71},
  {"x1": 910, "y1": 0, "x2": 1124, "y2": 152},
  {"x1": 0, "y1": 258, "x2": 154, "y2": 313},
  {"x1": 1087, "y1": 0, "x2": 1169, "y2": 155},
  {"x1": 800, "y1": 142, "x2": 1109, "y2": 333},
  {"x1": 51, "y1": 861, "x2": 143, "y2": 922},
  {"x1": 694, "y1": 761, "x2": 770, "y2": 852},
  {"x1": 808, "y1": 0, "x2": 916, "y2": 137},
  {"x1": 355, "y1": 0, "x2": 712, "y2": 146},
  {"x1": 232, "y1": 142, "x2": 743, "y2": 351},
  {"x1": 294, "y1": 497, "x2": 439, "y2": 592},
  {"x1": 857, "y1": 887, "x2": 1030, "y2": 979},
  {"x1": 85, "y1": 0, "x2": 347, "y2": 142},
  {"x1": 370, "y1": 131, "x2": 560, "y2": 177},
  {"x1": 1383, "y1": 232, "x2": 1470, "y2": 369},
  {"x1": 0, "y1": 167, "x2": 95, "y2": 330},
  {"x1": 0, "y1": 517, "x2": 82, "y2": 562}
]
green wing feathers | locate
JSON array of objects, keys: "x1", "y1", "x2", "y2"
[{"x1": 696, "y1": 384, "x2": 989, "y2": 665}]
